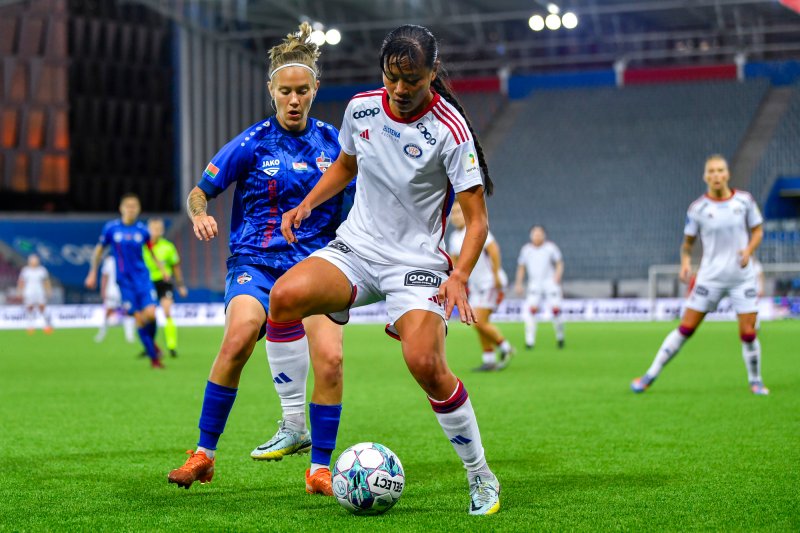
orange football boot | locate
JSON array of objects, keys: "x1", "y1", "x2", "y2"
[
  {"x1": 305, "y1": 468, "x2": 333, "y2": 496},
  {"x1": 168, "y1": 450, "x2": 214, "y2": 489}
]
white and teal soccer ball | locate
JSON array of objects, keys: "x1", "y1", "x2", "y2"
[{"x1": 332, "y1": 442, "x2": 405, "y2": 515}]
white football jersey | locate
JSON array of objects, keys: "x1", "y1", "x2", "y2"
[
  {"x1": 101, "y1": 255, "x2": 121, "y2": 299},
  {"x1": 335, "y1": 88, "x2": 485, "y2": 271},
  {"x1": 685, "y1": 189, "x2": 763, "y2": 285},
  {"x1": 448, "y1": 228, "x2": 498, "y2": 290},
  {"x1": 518, "y1": 241, "x2": 562, "y2": 290},
  {"x1": 19, "y1": 265, "x2": 48, "y2": 296}
]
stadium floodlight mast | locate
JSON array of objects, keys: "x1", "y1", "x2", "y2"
[
  {"x1": 529, "y1": 14, "x2": 545, "y2": 31},
  {"x1": 562, "y1": 12, "x2": 578, "y2": 29},
  {"x1": 545, "y1": 13, "x2": 562, "y2": 30},
  {"x1": 325, "y1": 29, "x2": 342, "y2": 45},
  {"x1": 547, "y1": 3, "x2": 560, "y2": 14}
]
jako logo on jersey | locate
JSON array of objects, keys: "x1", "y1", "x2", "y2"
[
  {"x1": 353, "y1": 107, "x2": 380, "y2": 119},
  {"x1": 261, "y1": 158, "x2": 280, "y2": 177},
  {"x1": 415, "y1": 123, "x2": 437, "y2": 145},
  {"x1": 382, "y1": 125, "x2": 401, "y2": 140},
  {"x1": 403, "y1": 143, "x2": 422, "y2": 159},
  {"x1": 292, "y1": 162, "x2": 308, "y2": 171},
  {"x1": 745, "y1": 288, "x2": 757, "y2": 298},
  {"x1": 237, "y1": 272, "x2": 252, "y2": 285},
  {"x1": 461, "y1": 152, "x2": 479, "y2": 174},
  {"x1": 359, "y1": 130, "x2": 370, "y2": 141},
  {"x1": 404, "y1": 270, "x2": 441, "y2": 287},
  {"x1": 316, "y1": 151, "x2": 332, "y2": 172},
  {"x1": 327, "y1": 240, "x2": 352, "y2": 254}
]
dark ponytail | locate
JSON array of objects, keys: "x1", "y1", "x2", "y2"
[{"x1": 380, "y1": 24, "x2": 494, "y2": 196}]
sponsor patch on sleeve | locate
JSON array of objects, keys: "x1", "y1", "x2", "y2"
[{"x1": 461, "y1": 152, "x2": 479, "y2": 174}]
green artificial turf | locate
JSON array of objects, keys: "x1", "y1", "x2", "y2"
[{"x1": 1, "y1": 320, "x2": 798, "y2": 531}]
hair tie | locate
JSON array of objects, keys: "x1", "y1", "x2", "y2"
[{"x1": 269, "y1": 63, "x2": 318, "y2": 81}]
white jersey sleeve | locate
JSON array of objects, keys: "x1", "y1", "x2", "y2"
[
  {"x1": 550, "y1": 242, "x2": 563, "y2": 263},
  {"x1": 338, "y1": 101, "x2": 358, "y2": 156},
  {"x1": 745, "y1": 193, "x2": 764, "y2": 228},
  {"x1": 684, "y1": 203, "x2": 701, "y2": 237},
  {"x1": 441, "y1": 142, "x2": 484, "y2": 193}
]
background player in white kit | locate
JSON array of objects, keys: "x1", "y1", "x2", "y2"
[
  {"x1": 448, "y1": 203, "x2": 514, "y2": 371},
  {"x1": 17, "y1": 254, "x2": 53, "y2": 334},
  {"x1": 94, "y1": 255, "x2": 136, "y2": 343},
  {"x1": 632, "y1": 155, "x2": 768, "y2": 395},
  {"x1": 268, "y1": 24, "x2": 502, "y2": 515},
  {"x1": 514, "y1": 226, "x2": 565, "y2": 350}
]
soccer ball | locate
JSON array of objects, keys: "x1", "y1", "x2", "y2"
[{"x1": 332, "y1": 442, "x2": 405, "y2": 515}]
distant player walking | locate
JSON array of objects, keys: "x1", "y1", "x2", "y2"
[
  {"x1": 94, "y1": 254, "x2": 136, "y2": 343},
  {"x1": 18, "y1": 254, "x2": 53, "y2": 334},
  {"x1": 85, "y1": 193, "x2": 167, "y2": 368},
  {"x1": 515, "y1": 226, "x2": 565, "y2": 349},
  {"x1": 448, "y1": 203, "x2": 514, "y2": 371},
  {"x1": 143, "y1": 218, "x2": 188, "y2": 357},
  {"x1": 632, "y1": 155, "x2": 768, "y2": 395}
]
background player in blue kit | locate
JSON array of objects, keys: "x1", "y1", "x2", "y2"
[
  {"x1": 168, "y1": 23, "x2": 355, "y2": 494},
  {"x1": 85, "y1": 193, "x2": 168, "y2": 368}
]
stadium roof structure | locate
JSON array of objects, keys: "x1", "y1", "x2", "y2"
[{"x1": 117, "y1": 0, "x2": 800, "y2": 82}]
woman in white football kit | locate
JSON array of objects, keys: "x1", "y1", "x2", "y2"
[
  {"x1": 632, "y1": 155, "x2": 768, "y2": 395},
  {"x1": 514, "y1": 226, "x2": 565, "y2": 349},
  {"x1": 268, "y1": 25, "x2": 501, "y2": 515},
  {"x1": 448, "y1": 203, "x2": 514, "y2": 371},
  {"x1": 17, "y1": 254, "x2": 53, "y2": 334}
]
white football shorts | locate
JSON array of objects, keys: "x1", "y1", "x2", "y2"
[
  {"x1": 686, "y1": 278, "x2": 759, "y2": 314},
  {"x1": 525, "y1": 284, "x2": 563, "y2": 311}
]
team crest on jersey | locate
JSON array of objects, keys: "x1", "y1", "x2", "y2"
[
  {"x1": 403, "y1": 143, "x2": 422, "y2": 159},
  {"x1": 133, "y1": 232, "x2": 143, "y2": 243},
  {"x1": 316, "y1": 152, "x2": 332, "y2": 172},
  {"x1": 236, "y1": 272, "x2": 252, "y2": 285},
  {"x1": 292, "y1": 162, "x2": 308, "y2": 171},
  {"x1": 113, "y1": 232, "x2": 123, "y2": 242},
  {"x1": 260, "y1": 158, "x2": 280, "y2": 177}
]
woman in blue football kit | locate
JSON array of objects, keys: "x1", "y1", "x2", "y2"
[
  {"x1": 85, "y1": 193, "x2": 167, "y2": 368},
  {"x1": 168, "y1": 23, "x2": 354, "y2": 495}
]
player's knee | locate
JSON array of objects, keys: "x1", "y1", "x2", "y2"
[
  {"x1": 740, "y1": 331, "x2": 757, "y2": 343},
  {"x1": 677, "y1": 324, "x2": 696, "y2": 337},
  {"x1": 269, "y1": 279, "x2": 306, "y2": 320},
  {"x1": 314, "y1": 349, "x2": 343, "y2": 386},
  {"x1": 220, "y1": 318, "x2": 260, "y2": 360},
  {"x1": 529, "y1": 307, "x2": 539, "y2": 314},
  {"x1": 552, "y1": 307, "x2": 561, "y2": 316}
]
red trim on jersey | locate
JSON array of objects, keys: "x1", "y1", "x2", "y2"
[
  {"x1": 433, "y1": 102, "x2": 469, "y2": 144},
  {"x1": 431, "y1": 106, "x2": 463, "y2": 145},
  {"x1": 438, "y1": 183, "x2": 455, "y2": 273},
  {"x1": 704, "y1": 188, "x2": 736, "y2": 202},
  {"x1": 351, "y1": 89, "x2": 384, "y2": 100},
  {"x1": 381, "y1": 90, "x2": 441, "y2": 124}
]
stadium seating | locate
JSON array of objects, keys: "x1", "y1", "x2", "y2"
[{"x1": 484, "y1": 80, "x2": 770, "y2": 280}]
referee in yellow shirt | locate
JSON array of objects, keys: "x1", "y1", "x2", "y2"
[{"x1": 143, "y1": 218, "x2": 188, "y2": 357}]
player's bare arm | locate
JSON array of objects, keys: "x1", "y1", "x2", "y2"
[
  {"x1": 740, "y1": 224, "x2": 763, "y2": 267},
  {"x1": 282, "y1": 151, "x2": 357, "y2": 243},
  {"x1": 187, "y1": 186, "x2": 218, "y2": 241},
  {"x1": 84, "y1": 244, "x2": 105, "y2": 289},
  {"x1": 173, "y1": 262, "x2": 188, "y2": 297},
  {"x1": 514, "y1": 264, "x2": 526, "y2": 296},
  {"x1": 440, "y1": 185, "x2": 488, "y2": 325},
  {"x1": 679, "y1": 234, "x2": 696, "y2": 283},
  {"x1": 554, "y1": 260, "x2": 564, "y2": 285}
]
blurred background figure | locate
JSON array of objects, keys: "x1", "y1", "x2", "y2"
[
  {"x1": 448, "y1": 203, "x2": 514, "y2": 371},
  {"x1": 94, "y1": 254, "x2": 136, "y2": 343},
  {"x1": 143, "y1": 218, "x2": 188, "y2": 358},
  {"x1": 515, "y1": 226, "x2": 565, "y2": 350},
  {"x1": 17, "y1": 254, "x2": 53, "y2": 334}
]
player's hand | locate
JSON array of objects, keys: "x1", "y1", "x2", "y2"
[
  {"x1": 178, "y1": 285, "x2": 188, "y2": 298},
  {"x1": 679, "y1": 263, "x2": 692, "y2": 284},
  {"x1": 496, "y1": 288, "x2": 505, "y2": 306},
  {"x1": 192, "y1": 214, "x2": 218, "y2": 241},
  {"x1": 739, "y1": 249, "x2": 751, "y2": 268},
  {"x1": 440, "y1": 271, "x2": 476, "y2": 325},
  {"x1": 281, "y1": 203, "x2": 312, "y2": 244},
  {"x1": 84, "y1": 272, "x2": 97, "y2": 290}
]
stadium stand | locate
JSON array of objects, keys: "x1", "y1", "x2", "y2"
[{"x1": 484, "y1": 80, "x2": 771, "y2": 282}]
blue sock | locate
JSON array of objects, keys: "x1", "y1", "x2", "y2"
[
  {"x1": 137, "y1": 326, "x2": 157, "y2": 360},
  {"x1": 146, "y1": 320, "x2": 157, "y2": 341},
  {"x1": 197, "y1": 381, "x2": 238, "y2": 450},
  {"x1": 310, "y1": 403, "x2": 342, "y2": 467}
]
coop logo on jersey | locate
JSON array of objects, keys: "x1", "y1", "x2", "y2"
[
  {"x1": 403, "y1": 143, "x2": 423, "y2": 159},
  {"x1": 416, "y1": 122, "x2": 437, "y2": 145},
  {"x1": 353, "y1": 107, "x2": 380, "y2": 119},
  {"x1": 260, "y1": 158, "x2": 280, "y2": 177},
  {"x1": 461, "y1": 152, "x2": 479, "y2": 174},
  {"x1": 236, "y1": 272, "x2": 252, "y2": 285},
  {"x1": 315, "y1": 152, "x2": 332, "y2": 172},
  {"x1": 204, "y1": 162, "x2": 220, "y2": 179},
  {"x1": 292, "y1": 161, "x2": 308, "y2": 171},
  {"x1": 382, "y1": 125, "x2": 401, "y2": 141},
  {"x1": 404, "y1": 270, "x2": 441, "y2": 287}
]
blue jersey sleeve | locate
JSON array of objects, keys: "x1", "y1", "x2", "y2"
[
  {"x1": 98, "y1": 221, "x2": 114, "y2": 247},
  {"x1": 198, "y1": 128, "x2": 255, "y2": 198}
]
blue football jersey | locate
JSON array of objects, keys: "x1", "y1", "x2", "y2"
[
  {"x1": 198, "y1": 117, "x2": 355, "y2": 271},
  {"x1": 99, "y1": 219, "x2": 152, "y2": 286}
]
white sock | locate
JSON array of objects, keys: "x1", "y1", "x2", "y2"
[
  {"x1": 43, "y1": 310, "x2": 52, "y2": 327},
  {"x1": 310, "y1": 462, "x2": 328, "y2": 475},
  {"x1": 645, "y1": 328, "x2": 690, "y2": 379},
  {"x1": 482, "y1": 351, "x2": 496, "y2": 365},
  {"x1": 742, "y1": 337, "x2": 762, "y2": 383},
  {"x1": 553, "y1": 314, "x2": 564, "y2": 341},
  {"x1": 123, "y1": 316, "x2": 136, "y2": 343},
  {"x1": 196, "y1": 446, "x2": 215, "y2": 459},
  {"x1": 430, "y1": 380, "x2": 491, "y2": 478},
  {"x1": 498, "y1": 339, "x2": 512, "y2": 353},
  {"x1": 266, "y1": 320, "x2": 309, "y2": 431},
  {"x1": 524, "y1": 308, "x2": 537, "y2": 346}
]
